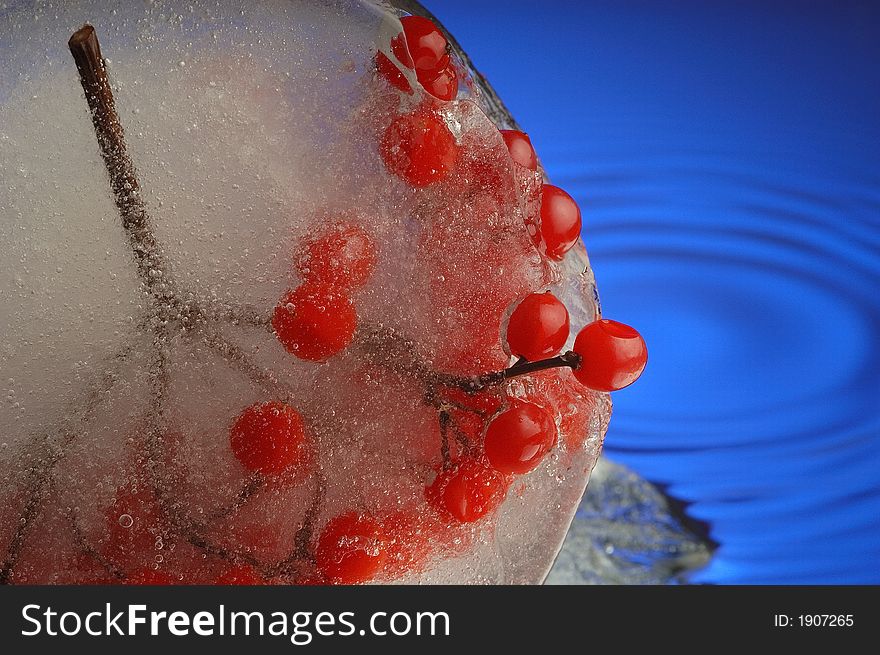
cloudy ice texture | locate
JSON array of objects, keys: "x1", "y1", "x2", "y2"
[{"x1": 0, "y1": 0, "x2": 609, "y2": 583}]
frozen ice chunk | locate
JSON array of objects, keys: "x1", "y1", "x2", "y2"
[
  {"x1": 0, "y1": 0, "x2": 609, "y2": 584},
  {"x1": 546, "y1": 459, "x2": 715, "y2": 585}
]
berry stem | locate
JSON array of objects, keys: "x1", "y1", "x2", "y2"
[
  {"x1": 200, "y1": 474, "x2": 266, "y2": 525},
  {"x1": 58, "y1": 479, "x2": 126, "y2": 580},
  {"x1": 468, "y1": 351, "x2": 583, "y2": 391},
  {"x1": 68, "y1": 25, "x2": 170, "y2": 302},
  {"x1": 285, "y1": 471, "x2": 327, "y2": 569},
  {"x1": 0, "y1": 339, "x2": 137, "y2": 583}
]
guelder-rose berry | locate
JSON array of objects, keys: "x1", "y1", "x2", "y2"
[
  {"x1": 426, "y1": 458, "x2": 507, "y2": 523},
  {"x1": 376, "y1": 17, "x2": 457, "y2": 100},
  {"x1": 419, "y1": 63, "x2": 457, "y2": 101},
  {"x1": 229, "y1": 401, "x2": 309, "y2": 476},
  {"x1": 376, "y1": 32, "x2": 414, "y2": 93},
  {"x1": 572, "y1": 319, "x2": 648, "y2": 391},
  {"x1": 376, "y1": 51, "x2": 411, "y2": 93},
  {"x1": 101, "y1": 483, "x2": 161, "y2": 563},
  {"x1": 500, "y1": 130, "x2": 538, "y2": 171},
  {"x1": 315, "y1": 512, "x2": 388, "y2": 584},
  {"x1": 272, "y1": 285, "x2": 357, "y2": 361},
  {"x1": 484, "y1": 400, "x2": 558, "y2": 475},
  {"x1": 296, "y1": 223, "x2": 377, "y2": 291},
  {"x1": 537, "y1": 185, "x2": 582, "y2": 260},
  {"x1": 400, "y1": 16, "x2": 449, "y2": 73},
  {"x1": 506, "y1": 291, "x2": 570, "y2": 361},
  {"x1": 380, "y1": 111, "x2": 458, "y2": 187}
]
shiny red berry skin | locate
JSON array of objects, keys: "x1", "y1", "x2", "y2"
[
  {"x1": 229, "y1": 401, "x2": 309, "y2": 476},
  {"x1": 296, "y1": 223, "x2": 377, "y2": 291},
  {"x1": 389, "y1": 31, "x2": 414, "y2": 69},
  {"x1": 506, "y1": 291, "x2": 570, "y2": 361},
  {"x1": 215, "y1": 565, "x2": 264, "y2": 585},
  {"x1": 376, "y1": 51, "x2": 412, "y2": 94},
  {"x1": 272, "y1": 285, "x2": 357, "y2": 361},
  {"x1": 380, "y1": 111, "x2": 459, "y2": 187},
  {"x1": 400, "y1": 15, "x2": 448, "y2": 73},
  {"x1": 538, "y1": 185, "x2": 582, "y2": 260},
  {"x1": 376, "y1": 22, "x2": 456, "y2": 100},
  {"x1": 572, "y1": 319, "x2": 648, "y2": 391},
  {"x1": 484, "y1": 400, "x2": 558, "y2": 475},
  {"x1": 315, "y1": 512, "x2": 388, "y2": 584},
  {"x1": 500, "y1": 130, "x2": 537, "y2": 171},
  {"x1": 419, "y1": 63, "x2": 458, "y2": 101},
  {"x1": 376, "y1": 32, "x2": 414, "y2": 93},
  {"x1": 426, "y1": 458, "x2": 507, "y2": 523}
]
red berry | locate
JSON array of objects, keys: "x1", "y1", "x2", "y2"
[
  {"x1": 537, "y1": 185, "x2": 582, "y2": 260},
  {"x1": 272, "y1": 285, "x2": 357, "y2": 361},
  {"x1": 400, "y1": 16, "x2": 448, "y2": 74},
  {"x1": 376, "y1": 51, "x2": 412, "y2": 94},
  {"x1": 524, "y1": 370, "x2": 592, "y2": 452},
  {"x1": 125, "y1": 569, "x2": 176, "y2": 585},
  {"x1": 426, "y1": 458, "x2": 507, "y2": 523},
  {"x1": 296, "y1": 223, "x2": 377, "y2": 291},
  {"x1": 506, "y1": 291, "x2": 570, "y2": 361},
  {"x1": 484, "y1": 400, "x2": 558, "y2": 475},
  {"x1": 380, "y1": 111, "x2": 458, "y2": 187},
  {"x1": 390, "y1": 31, "x2": 414, "y2": 69},
  {"x1": 229, "y1": 401, "x2": 309, "y2": 476},
  {"x1": 419, "y1": 197, "x2": 535, "y2": 375},
  {"x1": 572, "y1": 319, "x2": 648, "y2": 391},
  {"x1": 315, "y1": 512, "x2": 388, "y2": 584},
  {"x1": 100, "y1": 477, "x2": 167, "y2": 573},
  {"x1": 500, "y1": 130, "x2": 537, "y2": 171},
  {"x1": 216, "y1": 564, "x2": 264, "y2": 585},
  {"x1": 419, "y1": 63, "x2": 458, "y2": 101},
  {"x1": 376, "y1": 32, "x2": 414, "y2": 93}
]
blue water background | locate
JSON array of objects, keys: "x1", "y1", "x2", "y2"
[{"x1": 436, "y1": 0, "x2": 880, "y2": 583}]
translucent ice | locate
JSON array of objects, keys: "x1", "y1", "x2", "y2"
[
  {"x1": 546, "y1": 459, "x2": 715, "y2": 585},
  {"x1": 0, "y1": 0, "x2": 610, "y2": 584}
]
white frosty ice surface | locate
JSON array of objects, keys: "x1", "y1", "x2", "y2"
[{"x1": 0, "y1": 0, "x2": 609, "y2": 583}]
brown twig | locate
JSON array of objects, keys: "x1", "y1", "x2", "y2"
[
  {"x1": 0, "y1": 340, "x2": 138, "y2": 583},
  {"x1": 358, "y1": 323, "x2": 582, "y2": 394},
  {"x1": 200, "y1": 474, "x2": 266, "y2": 526},
  {"x1": 68, "y1": 25, "x2": 171, "y2": 301},
  {"x1": 467, "y1": 351, "x2": 583, "y2": 391}
]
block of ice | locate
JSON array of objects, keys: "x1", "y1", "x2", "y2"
[{"x1": 0, "y1": 0, "x2": 612, "y2": 584}]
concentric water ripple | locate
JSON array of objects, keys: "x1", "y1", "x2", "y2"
[
  {"x1": 557, "y1": 151, "x2": 880, "y2": 583},
  {"x1": 438, "y1": 0, "x2": 880, "y2": 584}
]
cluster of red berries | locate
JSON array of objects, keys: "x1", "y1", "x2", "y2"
[
  {"x1": 424, "y1": 295, "x2": 647, "y2": 526},
  {"x1": 375, "y1": 16, "x2": 581, "y2": 261},
  {"x1": 272, "y1": 222, "x2": 376, "y2": 362},
  {"x1": 89, "y1": 14, "x2": 647, "y2": 587},
  {"x1": 376, "y1": 15, "x2": 458, "y2": 101}
]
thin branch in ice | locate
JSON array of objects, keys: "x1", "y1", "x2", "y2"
[{"x1": 68, "y1": 25, "x2": 171, "y2": 302}]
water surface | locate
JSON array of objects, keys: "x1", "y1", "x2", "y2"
[{"x1": 438, "y1": 0, "x2": 880, "y2": 583}]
